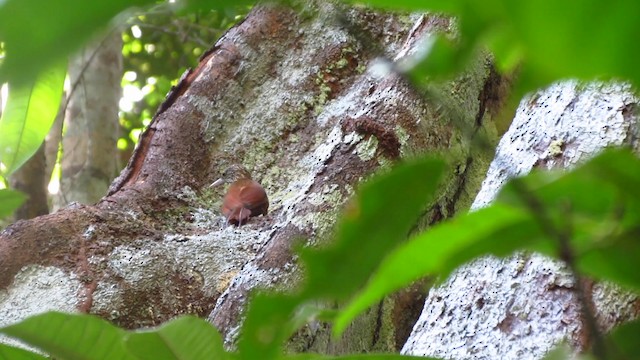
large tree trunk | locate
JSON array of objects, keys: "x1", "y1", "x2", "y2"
[{"x1": 402, "y1": 81, "x2": 640, "y2": 359}]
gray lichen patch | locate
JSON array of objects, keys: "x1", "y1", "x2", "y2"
[
  {"x1": 90, "y1": 219, "x2": 273, "y2": 328},
  {"x1": 0, "y1": 265, "x2": 81, "y2": 348}
]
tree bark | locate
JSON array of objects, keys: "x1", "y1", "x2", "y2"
[
  {"x1": 402, "y1": 81, "x2": 640, "y2": 359},
  {"x1": 55, "y1": 31, "x2": 123, "y2": 209},
  {"x1": 0, "y1": 1, "x2": 514, "y2": 355},
  {"x1": 9, "y1": 144, "x2": 49, "y2": 220}
]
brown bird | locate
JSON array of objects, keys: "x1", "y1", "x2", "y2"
[{"x1": 211, "y1": 164, "x2": 269, "y2": 226}]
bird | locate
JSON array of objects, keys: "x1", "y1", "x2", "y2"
[{"x1": 211, "y1": 164, "x2": 269, "y2": 226}]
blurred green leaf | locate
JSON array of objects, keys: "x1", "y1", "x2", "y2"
[
  {"x1": 300, "y1": 157, "x2": 446, "y2": 300},
  {"x1": 605, "y1": 319, "x2": 640, "y2": 358},
  {"x1": 354, "y1": 0, "x2": 640, "y2": 97},
  {"x1": 498, "y1": 149, "x2": 640, "y2": 290},
  {"x1": 0, "y1": 63, "x2": 66, "y2": 176},
  {"x1": 0, "y1": 312, "x2": 135, "y2": 360},
  {"x1": 239, "y1": 158, "x2": 446, "y2": 359},
  {"x1": 0, "y1": 0, "x2": 156, "y2": 85},
  {"x1": 0, "y1": 189, "x2": 27, "y2": 219},
  {"x1": 125, "y1": 316, "x2": 228, "y2": 360},
  {"x1": 539, "y1": 345, "x2": 594, "y2": 360},
  {"x1": 338, "y1": 148, "x2": 640, "y2": 334},
  {"x1": 335, "y1": 203, "x2": 545, "y2": 334},
  {"x1": 0, "y1": 342, "x2": 48, "y2": 360},
  {"x1": 239, "y1": 294, "x2": 300, "y2": 360}
]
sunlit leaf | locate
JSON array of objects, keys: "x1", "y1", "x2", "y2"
[
  {"x1": 0, "y1": 312, "x2": 135, "y2": 360},
  {"x1": 0, "y1": 63, "x2": 66, "y2": 176},
  {"x1": 0, "y1": 188, "x2": 27, "y2": 219},
  {"x1": 125, "y1": 316, "x2": 228, "y2": 360}
]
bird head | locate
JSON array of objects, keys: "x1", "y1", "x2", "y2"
[{"x1": 211, "y1": 164, "x2": 253, "y2": 187}]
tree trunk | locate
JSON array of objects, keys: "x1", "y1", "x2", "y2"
[
  {"x1": 402, "y1": 81, "x2": 640, "y2": 359},
  {"x1": 55, "y1": 31, "x2": 123, "y2": 209},
  {"x1": 8, "y1": 144, "x2": 49, "y2": 220}
]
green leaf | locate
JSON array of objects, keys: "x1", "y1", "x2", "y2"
[
  {"x1": 239, "y1": 158, "x2": 446, "y2": 359},
  {"x1": 542, "y1": 344, "x2": 582, "y2": 360},
  {"x1": 0, "y1": 0, "x2": 156, "y2": 85},
  {"x1": 335, "y1": 203, "x2": 546, "y2": 333},
  {"x1": 0, "y1": 311, "x2": 135, "y2": 360},
  {"x1": 300, "y1": 157, "x2": 446, "y2": 300},
  {"x1": 605, "y1": 319, "x2": 640, "y2": 358},
  {"x1": 0, "y1": 342, "x2": 48, "y2": 360},
  {"x1": 125, "y1": 316, "x2": 228, "y2": 360},
  {"x1": 337, "y1": 148, "x2": 640, "y2": 333},
  {"x1": 355, "y1": 0, "x2": 640, "y2": 100},
  {"x1": 0, "y1": 189, "x2": 27, "y2": 218},
  {"x1": 497, "y1": 149, "x2": 640, "y2": 290},
  {"x1": 0, "y1": 63, "x2": 66, "y2": 176},
  {"x1": 239, "y1": 294, "x2": 300, "y2": 360}
]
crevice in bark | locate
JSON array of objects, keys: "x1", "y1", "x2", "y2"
[{"x1": 371, "y1": 301, "x2": 384, "y2": 347}]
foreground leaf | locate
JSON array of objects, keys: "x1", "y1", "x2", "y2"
[
  {"x1": 335, "y1": 203, "x2": 545, "y2": 333},
  {"x1": 0, "y1": 342, "x2": 47, "y2": 360},
  {"x1": 498, "y1": 149, "x2": 640, "y2": 290},
  {"x1": 338, "y1": 148, "x2": 640, "y2": 333},
  {"x1": 605, "y1": 319, "x2": 640, "y2": 358},
  {"x1": 0, "y1": 189, "x2": 27, "y2": 218},
  {"x1": 300, "y1": 157, "x2": 446, "y2": 300},
  {"x1": 125, "y1": 316, "x2": 228, "y2": 360},
  {"x1": 0, "y1": 312, "x2": 134, "y2": 360},
  {"x1": 0, "y1": 63, "x2": 66, "y2": 176},
  {"x1": 0, "y1": 0, "x2": 155, "y2": 85},
  {"x1": 353, "y1": 0, "x2": 640, "y2": 103},
  {"x1": 239, "y1": 158, "x2": 446, "y2": 359},
  {"x1": 239, "y1": 294, "x2": 300, "y2": 360}
]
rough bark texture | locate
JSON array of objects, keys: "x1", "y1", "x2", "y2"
[
  {"x1": 402, "y1": 81, "x2": 640, "y2": 359},
  {"x1": 0, "y1": 2, "x2": 502, "y2": 354},
  {"x1": 56, "y1": 31, "x2": 123, "y2": 209}
]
